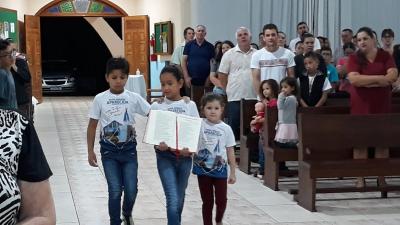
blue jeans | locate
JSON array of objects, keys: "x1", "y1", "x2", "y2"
[
  {"x1": 156, "y1": 151, "x2": 193, "y2": 225},
  {"x1": 100, "y1": 140, "x2": 138, "y2": 225},
  {"x1": 227, "y1": 101, "x2": 240, "y2": 140}
]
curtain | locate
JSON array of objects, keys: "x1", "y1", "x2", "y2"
[{"x1": 249, "y1": 0, "x2": 340, "y2": 50}]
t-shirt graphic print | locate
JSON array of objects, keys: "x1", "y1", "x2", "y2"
[
  {"x1": 102, "y1": 107, "x2": 135, "y2": 144},
  {"x1": 193, "y1": 119, "x2": 236, "y2": 178}
]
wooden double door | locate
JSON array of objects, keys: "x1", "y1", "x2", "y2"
[{"x1": 25, "y1": 15, "x2": 149, "y2": 102}]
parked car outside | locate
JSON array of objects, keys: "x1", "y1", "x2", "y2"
[{"x1": 42, "y1": 59, "x2": 77, "y2": 93}]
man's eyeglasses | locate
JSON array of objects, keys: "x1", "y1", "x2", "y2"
[{"x1": 0, "y1": 49, "x2": 17, "y2": 59}]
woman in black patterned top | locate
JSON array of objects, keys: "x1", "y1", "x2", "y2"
[{"x1": 0, "y1": 108, "x2": 55, "y2": 224}]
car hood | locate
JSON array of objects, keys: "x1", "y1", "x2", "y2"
[{"x1": 42, "y1": 73, "x2": 73, "y2": 79}]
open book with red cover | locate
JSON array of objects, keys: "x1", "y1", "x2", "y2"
[{"x1": 143, "y1": 110, "x2": 202, "y2": 152}]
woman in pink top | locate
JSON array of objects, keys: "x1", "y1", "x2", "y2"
[{"x1": 347, "y1": 27, "x2": 398, "y2": 187}]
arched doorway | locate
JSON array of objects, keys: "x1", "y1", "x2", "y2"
[{"x1": 26, "y1": 0, "x2": 149, "y2": 101}]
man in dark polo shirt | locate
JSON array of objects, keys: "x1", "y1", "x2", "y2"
[{"x1": 182, "y1": 25, "x2": 214, "y2": 106}]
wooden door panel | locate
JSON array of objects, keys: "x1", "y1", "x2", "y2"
[
  {"x1": 124, "y1": 16, "x2": 150, "y2": 89},
  {"x1": 25, "y1": 15, "x2": 42, "y2": 102}
]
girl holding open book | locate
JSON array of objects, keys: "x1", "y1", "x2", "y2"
[
  {"x1": 192, "y1": 93, "x2": 237, "y2": 225},
  {"x1": 150, "y1": 65, "x2": 199, "y2": 225}
]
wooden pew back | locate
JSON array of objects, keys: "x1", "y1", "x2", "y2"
[
  {"x1": 239, "y1": 99, "x2": 259, "y2": 173},
  {"x1": 298, "y1": 113, "x2": 400, "y2": 162}
]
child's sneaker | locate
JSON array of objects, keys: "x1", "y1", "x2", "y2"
[{"x1": 122, "y1": 215, "x2": 134, "y2": 225}]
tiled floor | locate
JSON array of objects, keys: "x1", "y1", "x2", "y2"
[{"x1": 34, "y1": 96, "x2": 400, "y2": 225}]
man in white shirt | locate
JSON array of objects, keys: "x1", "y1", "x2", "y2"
[
  {"x1": 251, "y1": 23, "x2": 296, "y2": 95},
  {"x1": 219, "y1": 27, "x2": 257, "y2": 139},
  {"x1": 288, "y1": 22, "x2": 321, "y2": 52},
  {"x1": 170, "y1": 27, "x2": 194, "y2": 66}
]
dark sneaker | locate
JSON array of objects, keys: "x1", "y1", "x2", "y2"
[{"x1": 122, "y1": 215, "x2": 134, "y2": 225}]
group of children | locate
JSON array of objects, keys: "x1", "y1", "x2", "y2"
[
  {"x1": 250, "y1": 51, "x2": 333, "y2": 175},
  {"x1": 87, "y1": 49, "x2": 334, "y2": 224},
  {"x1": 87, "y1": 58, "x2": 236, "y2": 225}
]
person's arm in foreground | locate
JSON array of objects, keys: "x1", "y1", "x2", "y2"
[{"x1": 17, "y1": 180, "x2": 56, "y2": 225}]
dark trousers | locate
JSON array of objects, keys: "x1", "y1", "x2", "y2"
[
  {"x1": 197, "y1": 176, "x2": 227, "y2": 225},
  {"x1": 188, "y1": 85, "x2": 213, "y2": 113},
  {"x1": 227, "y1": 101, "x2": 240, "y2": 140}
]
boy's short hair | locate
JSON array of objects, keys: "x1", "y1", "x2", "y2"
[
  {"x1": 320, "y1": 47, "x2": 332, "y2": 54},
  {"x1": 0, "y1": 39, "x2": 11, "y2": 52},
  {"x1": 343, "y1": 42, "x2": 356, "y2": 51},
  {"x1": 106, "y1": 57, "x2": 129, "y2": 76},
  {"x1": 295, "y1": 40, "x2": 303, "y2": 47},
  {"x1": 381, "y1": 28, "x2": 395, "y2": 38},
  {"x1": 304, "y1": 51, "x2": 320, "y2": 63},
  {"x1": 297, "y1": 21, "x2": 307, "y2": 28},
  {"x1": 301, "y1": 33, "x2": 314, "y2": 42},
  {"x1": 262, "y1": 23, "x2": 278, "y2": 34},
  {"x1": 342, "y1": 28, "x2": 353, "y2": 34}
]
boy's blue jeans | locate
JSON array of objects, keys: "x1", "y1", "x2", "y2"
[
  {"x1": 100, "y1": 140, "x2": 138, "y2": 225},
  {"x1": 156, "y1": 150, "x2": 193, "y2": 225}
]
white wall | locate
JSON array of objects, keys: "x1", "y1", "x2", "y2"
[
  {"x1": 349, "y1": 0, "x2": 400, "y2": 45},
  {"x1": 0, "y1": 0, "x2": 27, "y2": 21},
  {"x1": 191, "y1": 0, "x2": 250, "y2": 45},
  {"x1": 134, "y1": 0, "x2": 191, "y2": 50}
]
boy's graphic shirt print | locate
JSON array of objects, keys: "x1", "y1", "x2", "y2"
[
  {"x1": 89, "y1": 90, "x2": 150, "y2": 145},
  {"x1": 193, "y1": 119, "x2": 236, "y2": 178}
]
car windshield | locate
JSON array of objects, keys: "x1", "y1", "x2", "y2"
[{"x1": 42, "y1": 60, "x2": 71, "y2": 73}]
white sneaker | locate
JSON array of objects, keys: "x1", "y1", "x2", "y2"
[{"x1": 122, "y1": 215, "x2": 134, "y2": 225}]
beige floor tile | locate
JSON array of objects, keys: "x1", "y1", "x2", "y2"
[{"x1": 35, "y1": 97, "x2": 400, "y2": 225}]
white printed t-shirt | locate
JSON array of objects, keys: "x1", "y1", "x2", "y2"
[
  {"x1": 192, "y1": 119, "x2": 236, "y2": 178},
  {"x1": 89, "y1": 89, "x2": 150, "y2": 144},
  {"x1": 150, "y1": 98, "x2": 199, "y2": 117},
  {"x1": 250, "y1": 47, "x2": 296, "y2": 83}
]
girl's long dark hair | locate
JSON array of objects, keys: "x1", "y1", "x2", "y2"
[{"x1": 259, "y1": 79, "x2": 279, "y2": 100}]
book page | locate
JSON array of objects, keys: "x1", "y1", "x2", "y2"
[
  {"x1": 176, "y1": 115, "x2": 202, "y2": 152},
  {"x1": 143, "y1": 110, "x2": 177, "y2": 147}
]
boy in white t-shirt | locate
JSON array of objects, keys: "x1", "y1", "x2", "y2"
[{"x1": 87, "y1": 57, "x2": 150, "y2": 225}]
